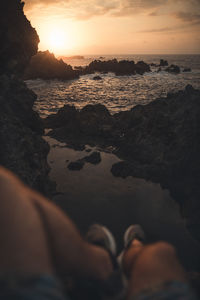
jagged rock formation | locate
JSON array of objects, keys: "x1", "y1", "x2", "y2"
[
  {"x1": 24, "y1": 51, "x2": 79, "y2": 80},
  {"x1": 0, "y1": 0, "x2": 39, "y2": 75},
  {"x1": 77, "y1": 59, "x2": 151, "y2": 76},
  {"x1": 44, "y1": 85, "x2": 200, "y2": 239},
  {"x1": 0, "y1": 1, "x2": 53, "y2": 194}
]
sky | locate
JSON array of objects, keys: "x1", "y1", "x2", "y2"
[{"x1": 24, "y1": 0, "x2": 200, "y2": 56}]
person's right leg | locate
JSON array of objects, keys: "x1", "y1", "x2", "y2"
[
  {"x1": 123, "y1": 240, "x2": 187, "y2": 298},
  {"x1": 0, "y1": 166, "x2": 113, "y2": 281}
]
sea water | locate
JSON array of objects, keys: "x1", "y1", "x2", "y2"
[{"x1": 26, "y1": 54, "x2": 200, "y2": 118}]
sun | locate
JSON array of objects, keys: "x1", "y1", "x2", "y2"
[{"x1": 48, "y1": 28, "x2": 67, "y2": 54}]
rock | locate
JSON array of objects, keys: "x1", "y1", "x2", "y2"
[
  {"x1": 45, "y1": 103, "x2": 113, "y2": 140},
  {"x1": 159, "y1": 59, "x2": 168, "y2": 67},
  {"x1": 78, "y1": 59, "x2": 151, "y2": 76},
  {"x1": 46, "y1": 85, "x2": 200, "y2": 240},
  {"x1": 84, "y1": 152, "x2": 101, "y2": 164},
  {"x1": 150, "y1": 63, "x2": 157, "y2": 67},
  {"x1": 0, "y1": 1, "x2": 54, "y2": 195},
  {"x1": 68, "y1": 160, "x2": 85, "y2": 171},
  {"x1": 135, "y1": 61, "x2": 151, "y2": 75},
  {"x1": 165, "y1": 64, "x2": 180, "y2": 74},
  {"x1": 0, "y1": 75, "x2": 53, "y2": 195},
  {"x1": 24, "y1": 51, "x2": 79, "y2": 80},
  {"x1": 0, "y1": 0, "x2": 39, "y2": 76},
  {"x1": 93, "y1": 76, "x2": 102, "y2": 80},
  {"x1": 183, "y1": 68, "x2": 191, "y2": 72}
]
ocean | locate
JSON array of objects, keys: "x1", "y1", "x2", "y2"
[{"x1": 26, "y1": 54, "x2": 200, "y2": 118}]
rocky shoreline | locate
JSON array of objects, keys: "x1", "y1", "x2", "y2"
[{"x1": 44, "y1": 85, "x2": 200, "y2": 240}]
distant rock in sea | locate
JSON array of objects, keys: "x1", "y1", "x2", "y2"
[
  {"x1": 159, "y1": 59, "x2": 168, "y2": 67},
  {"x1": 59, "y1": 55, "x2": 85, "y2": 60},
  {"x1": 165, "y1": 64, "x2": 180, "y2": 74},
  {"x1": 93, "y1": 76, "x2": 103, "y2": 80},
  {"x1": 77, "y1": 59, "x2": 151, "y2": 76}
]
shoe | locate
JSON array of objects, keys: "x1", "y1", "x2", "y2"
[
  {"x1": 124, "y1": 224, "x2": 145, "y2": 249},
  {"x1": 86, "y1": 224, "x2": 117, "y2": 255}
]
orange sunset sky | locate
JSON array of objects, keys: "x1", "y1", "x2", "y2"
[{"x1": 24, "y1": 0, "x2": 200, "y2": 56}]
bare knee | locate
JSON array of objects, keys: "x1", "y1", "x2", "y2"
[{"x1": 149, "y1": 241, "x2": 176, "y2": 259}]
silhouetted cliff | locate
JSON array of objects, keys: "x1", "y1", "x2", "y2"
[
  {"x1": 0, "y1": 1, "x2": 52, "y2": 194},
  {"x1": 0, "y1": 0, "x2": 39, "y2": 75}
]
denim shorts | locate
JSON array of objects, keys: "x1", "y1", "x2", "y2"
[
  {"x1": 0, "y1": 275, "x2": 198, "y2": 300},
  {"x1": 131, "y1": 281, "x2": 198, "y2": 300},
  {"x1": 0, "y1": 274, "x2": 68, "y2": 300}
]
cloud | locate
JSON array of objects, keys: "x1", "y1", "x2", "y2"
[
  {"x1": 24, "y1": 0, "x2": 168, "y2": 17},
  {"x1": 24, "y1": 0, "x2": 200, "y2": 22},
  {"x1": 111, "y1": 0, "x2": 168, "y2": 17},
  {"x1": 174, "y1": 12, "x2": 200, "y2": 24}
]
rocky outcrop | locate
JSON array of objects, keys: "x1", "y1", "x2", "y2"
[
  {"x1": 183, "y1": 68, "x2": 191, "y2": 72},
  {"x1": 0, "y1": 0, "x2": 39, "y2": 76},
  {"x1": 44, "y1": 104, "x2": 113, "y2": 142},
  {"x1": 0, "y1": 1, "x2": 53, "y2": 195},
  {"x1": 24, "y1": 51, "x2": 79, "y2": 80},
  {"x1": 45, "y1": 85, "x2": 200, "y2": 239},
  {"x1": 165, "y1": 64, "x2": 180, "y2": 74},
  {"x1": 159, "y1": 59, "x2": 168, "y2": 67},
  {"x1": 77, "y1": 59, "x2": 151, "y2": 76},
  {"x1": 93, "y1": 76, "x2": 103, "y2": 80}
]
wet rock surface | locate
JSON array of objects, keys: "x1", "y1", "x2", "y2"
[
  {"x1": 84, "y1": 151, "x2": 101, "y2": 164},
  {"x1": 45, "y1": 85, "x2": 200, "y2": 239},
  {"x1": 67, "y1": 151, "x2": 101, "y2": 171},
  {"x1": 68, "y1": 160, "x2": 85, "y2": 171}
]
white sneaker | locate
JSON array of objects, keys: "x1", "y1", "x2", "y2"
[{"x1": 86, "y1": 224, "x2": 117, "y2": 255}]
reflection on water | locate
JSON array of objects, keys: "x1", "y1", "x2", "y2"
[
  {"x1": 27, "y1": 54, "x2": 200, "y2": 118},
  {"x1": 45, "y1": 136, "x2": 200, "y2": 271}
]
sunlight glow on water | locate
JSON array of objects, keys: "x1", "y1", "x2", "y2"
[{"x1": 27, "y1": 54, "x2": 200, "y2": 118}]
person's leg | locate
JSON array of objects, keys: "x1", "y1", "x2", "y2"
[
  {"x1": 0, "y1": 167, "x2": 113, "y2": 281},
  {"x1": 123, "y1": 239, "x2": 187, "y2": 299}
]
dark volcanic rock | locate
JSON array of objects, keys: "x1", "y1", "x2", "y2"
[
  {"x1": 159, "y1": 59, "x2": 168, "y2": 67},
  {"x1": 183, "y1": 68, "x2": 191, "y2": 72},
  {"x1": 0, "y1": 0, "x2": 39, "y2": 75},
  {"x1": 84, "y1": 152, "x2": 101, "y2": 164},
  {"x1": 93, "y1": 76, "x2": 103, "y2": 80},
  {"x1": 68, "y1": 160, "x2": 85, "y2": 171},
  {"x1": 46, "y1": 85, "x2": 200, "y2": 240},
  {"x1": 45, "y1": 103, "x2": 113, "y2": 140},
  {"x1": 24, "y1": 51, "x2": 79, "y2": 80},
  {"x1": 78, "y1": 59, "x2": 151, "y2": 76},
  {"x1": 165, "y1": 64, "x2": 180, "y2": 74}
]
